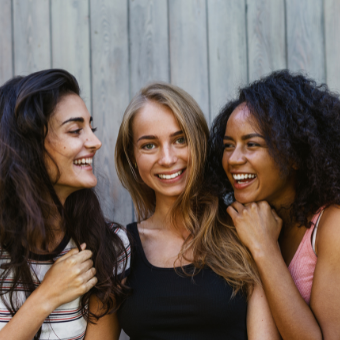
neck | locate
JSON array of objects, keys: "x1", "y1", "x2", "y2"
[{"x1": 150, "y1": 194, "x2": 186, "y2": 234}]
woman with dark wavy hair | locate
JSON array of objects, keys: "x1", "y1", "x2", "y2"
[
  {"x1": 207, "y1": 70, "x2": 340, "y2": 339},
  {"x1": 0, "y1": 69, "x2": 130, "y2": 340}
]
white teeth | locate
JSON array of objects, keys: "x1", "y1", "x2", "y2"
[
  {"x1": 73, "y1": 158, "x2": 93, "y2": 166},
  {"x1": 158, "y1": 170, "x2": 183, "y2": 180},
  {"x1": 232, "y1": 173, "x2": 256, "y2": 180}
]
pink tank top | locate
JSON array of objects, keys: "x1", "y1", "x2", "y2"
[{"x1": 288, "y1": 209, "x2": 324, "y2": 304}]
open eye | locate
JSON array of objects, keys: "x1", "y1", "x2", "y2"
[
  {"x1": 247, "y1": 142, "x2": 260, "y2": 147},
  {"x1": 175, "y1": 137, "x2": 186, "y2": 144},
  {"x1": 142, "y1": 143, "x2": 155, "y2": 150},
  {"x1": 223, "y1": 143, "x2": 234, "y2": 150}
]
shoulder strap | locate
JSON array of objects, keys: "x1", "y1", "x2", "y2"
[{"x1": 312, "y1": 210, "x2": 324, "y2": 254}]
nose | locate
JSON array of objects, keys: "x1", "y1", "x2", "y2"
[
  {"x1": 158, "y1": 144, "x2": 177, "y2": 167},
  {"x1": 85, "y1": 128, "x2": 102, "y2": 151},
  {"x1": 227, "y1": 145, "x2": 246, "y2": 166}
]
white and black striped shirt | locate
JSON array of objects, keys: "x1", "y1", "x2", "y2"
[{"x1": 0, "y1": 226, "x2": 131, "y2": 340}]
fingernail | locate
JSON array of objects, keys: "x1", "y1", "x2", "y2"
[{"x1": 80, "y1": 243, "x2": 86, "y2": 250}]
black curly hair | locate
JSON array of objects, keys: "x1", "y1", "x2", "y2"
[{"x1": 207, "y1": 69, "x2": 340, "y2": 228}]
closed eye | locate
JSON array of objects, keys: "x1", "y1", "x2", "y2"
[
  {"x1": 69, "y1": 128, "x2": 82, "y2": 134},
  {"x1": 91, "y1": 127, "x2": 97, "y2": 133}
]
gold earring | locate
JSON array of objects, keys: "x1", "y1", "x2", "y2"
[{"x1": 134, "y1": 162, "x2": 137, "y2": 168}]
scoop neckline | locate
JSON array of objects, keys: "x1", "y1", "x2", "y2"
[
  {"x1": 28, "y1": 232, "x2": 71, "y2": 261},
  {"x1": 129, "y1": 222, "x2": 194, "y2": 272}
]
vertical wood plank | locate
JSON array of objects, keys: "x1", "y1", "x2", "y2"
[
  {"x1": 207, "y1": 0, "x2": 247, "y2": 121},
  {"x1": 129, "y1": 0, "x2": 169, "y2": 95},
  {"x1": 13, "y1": 0, "x2": 51, "y2": 75},
  {"x1": 0, "y1": 0, "x2": 13, "y2": 84},
  {"x1": 286, "y1": 0, "x2": 325, "y2": 83},
  {"x1": 247, "y1": 0, "x2": 286, "y2": 82},
  {"x1": 324, "y1": 0, "x2": 340, "y2": 92},
  {"x1": 169, "y1": 0, "x2": 210, "y2": 123},
  {"x1": 51, "y1": 0, "x2": 91, "y2": 111},
  {"x1": 90, "y1": 0, "x2": 133, "y2": 227}
]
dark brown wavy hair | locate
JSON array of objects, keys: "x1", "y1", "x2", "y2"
[
  {"x1": 115, "y1": 82, "x2": 259, "y2": 295},
  {"x1": 0, "y1": 69, "x2": 129, "y2": 339}
]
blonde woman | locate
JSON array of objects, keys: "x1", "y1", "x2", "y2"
[{"x1": 87, "y1": 83, "x2": 279, "y2": 339}]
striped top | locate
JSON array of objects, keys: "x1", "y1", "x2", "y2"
[{"x1": 0, "y1": 226, "x2": 131, "y2": 340}]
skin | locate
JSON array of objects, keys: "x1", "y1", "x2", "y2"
[
  {"x1": 85, "y1": 100, "x2": 280, "y2": 340},
  {"x1": 0, "y1": 94, "x2": 101, "y2": 340},
  {"x1": 224, "y1": 104, "x2": 340, "y2": 339}
]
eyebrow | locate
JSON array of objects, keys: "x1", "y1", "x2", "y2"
[
  {"x1": 137, "y1": 130, "x2": 184, "y2": 142},
  {"x1": 223, "y1": 133, "x2": 264, "y2": 141},
  {"x1": 61, "y1": 116, "x2": 93, "y2": 126}
]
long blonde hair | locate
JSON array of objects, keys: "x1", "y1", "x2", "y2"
[{"x1": 115, "y1": 82, "x2": 259, "y2": 293}]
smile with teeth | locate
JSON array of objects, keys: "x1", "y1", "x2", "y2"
[
  {"x1": 73, "y1": 158, "x2": 93, "y2": 166},
  {"x1": 232, "y1": 173, "x2": 256, "y2": 183},
  {"x1": 157, "y1": 170, "x2": 183, "y2": 180}
]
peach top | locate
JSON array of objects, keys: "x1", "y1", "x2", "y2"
[{"x1": 288, "y1": 209, "x2": 324, "y2": 304}]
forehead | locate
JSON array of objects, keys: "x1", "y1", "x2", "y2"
[
  {"x1": 51, "y1": 94, "x2": 89, "y2": 125},
  {"x1": 226, "y1": 103, "x2": 260, "y2": 135},
  {"x1": 132, "y1": 101, "x2": 181, "y2": 138}
]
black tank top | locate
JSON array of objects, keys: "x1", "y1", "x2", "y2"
[{"x1": 117, "y1": 223, "x2": 248, "y2": 340}]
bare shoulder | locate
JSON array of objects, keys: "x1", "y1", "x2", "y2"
[{"x1": 316, "y1": 205, "x2": 340, "y2": 258}]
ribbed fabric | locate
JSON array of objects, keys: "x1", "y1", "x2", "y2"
[
  {"x1": 117, "y1": 222, "x2": 248, "y2": 340},
  {"x1": 288, "y1": 210, "x2": 323, "y2": 304}
]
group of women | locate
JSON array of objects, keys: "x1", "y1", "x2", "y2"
[{"x1": 0, "y1": 68, "x2": 339, "y2": 340}]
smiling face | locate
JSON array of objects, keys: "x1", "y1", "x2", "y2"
[
  {"x1": 222, "y1": 103, "x2": 295, "y2": 208},
  {"x1": 132, "y1": 101, "x2": 190, "y2": 202},
  {"x1": 44, "y1": 94, "x2": 102, "y2": 204}
]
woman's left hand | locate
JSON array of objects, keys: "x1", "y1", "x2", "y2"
[{"x1": 227, "y1": 201, "x2": 282, "y2": 257}]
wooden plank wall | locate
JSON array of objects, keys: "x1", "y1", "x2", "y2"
[{"x1": 0, "y1": 1, "x2": 339, "y2": 337}]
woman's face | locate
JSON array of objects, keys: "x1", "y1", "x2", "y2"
[
  {"x1": 222, "y1": 103, "x2": 295, "y2": 208},
  {"x1": 132, "y1": 101, "x2": 190, "y2": 202},
  {"x1": 44, "y1": 94, "x2": 102, "y2": 203}
]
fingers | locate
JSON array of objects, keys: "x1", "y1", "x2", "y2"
[
  {"x1": 230, "y1": 201, "x2": 245, "y2": 213},
  {"x1": 271, "y1": 208, "x2": 280, "y2": 221},
  {"x1": 55, "y1": 247, "x2": 79, "y2": 263},
  {"x1": 84, "y1": 276, "x2": 98, "y2": 292}
]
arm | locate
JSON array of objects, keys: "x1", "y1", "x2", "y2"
[
  {"x1": 84, "y1": 295, "x2": 121, "y2": 340},
  {"x1": 0, "y1": 244, "x2": 97, "y2": 340},
  {"x1": 227, "y1": 202, "x2": 325, "y2": 340},
  {"x1": 310, "y1": 206, "x2": 340, "y2": 339},
  {"x1": 247, "y1": 284, "x2": 280, "y2": 340}
]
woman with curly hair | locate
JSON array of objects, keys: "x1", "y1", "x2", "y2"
[
  {"x1": 0, "y1": 69, "x2": 130, "y2": 340},
  {"x1": 103, "y1": 82, "x2": 280, "y2": 340},
  {"x1": 207, "y1": 70, "x2": 340, "y2": 339}
]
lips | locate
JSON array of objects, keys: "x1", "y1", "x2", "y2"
[
  {"x1": 156, "y1": 168, "x2": 186, "y2": 182},
  {"x1": 231, "y1": 173, "x2": 257, "y2": 189}
]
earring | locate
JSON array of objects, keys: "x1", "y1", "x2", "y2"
[{"x1": 134, "y1": 162, "x2": 137, "y2": 168}]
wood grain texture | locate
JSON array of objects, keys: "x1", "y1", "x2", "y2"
[
  {"x1": 129, "y1": 0, "x2": 169, "y2": 95},
  {"x1": 0, "y1": 0, "x2": 13, "y2": 84},
  {"x1": 51, "y1": 0, "x2": 91, "y2": 110},
  {"x1": 13, "y1": 0, "x2": 51, "y2": 75},
  {"x1": 324, "y1": 0, "x2": 340, "y2": 92},
  {"x1": 247, "y1": 0, "x2": 286, "y2": 82},
  {"x1": 169, "y1": 0, "x2": 210, "y2": 123},
  {"x1": 208, "y1": 0, "x2": 247, "y2": 121},
  {"x1": 90, "y1": 0, "x2": 133, "y2": 228},
  {"x1": 286, "y1": 0, "x2": 325, "y2": 83}
]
